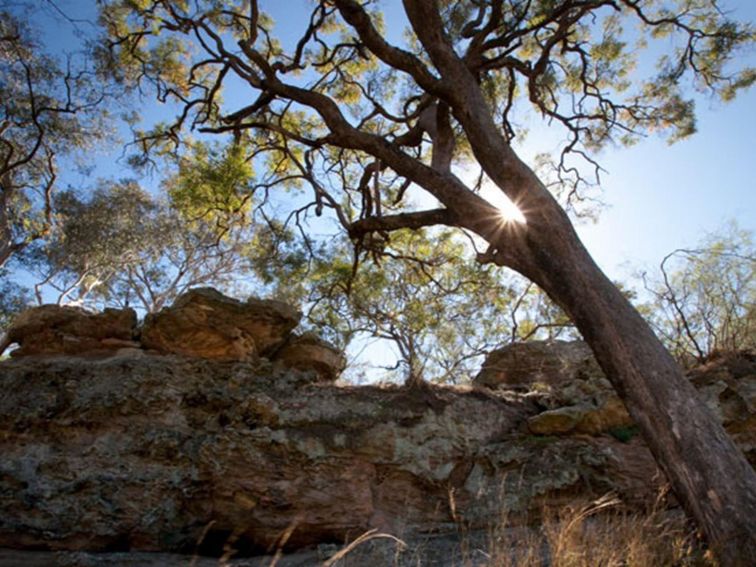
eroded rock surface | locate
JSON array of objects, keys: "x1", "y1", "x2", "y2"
[
  {"x1": 689, "y1": 351, "x2": 756, "y2": 465},
  {"x1": 476, "y1": 341, "x2": 633, "y2": 436},
  {"x1": 2, "y1": 288, "x2": 346, "y2": 383},
  {"x1": 475, "y1": 340, "x2": 602, "y2": 389},
  {"x1": 0, "y1": 341, "x2": 752, "y2": 564},
  {"x1": 0, "y1": 354, "x2": 666, "y2": 557},
  {"x1": 140, "y1": 288, "x2": 301, "y2": 360},
  {"x1": 272, "y1": 332, "x2": 346, "y2": 382},
  {"x1": 3, "y1": 305, "x2": 137, "y2": 357}
]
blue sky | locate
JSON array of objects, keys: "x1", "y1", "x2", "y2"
[{"x1": 577, "y1": 86, "x2": 755, "y2": 280}]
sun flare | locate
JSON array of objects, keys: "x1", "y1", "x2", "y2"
[
  {"x1": 498, "y1": 198, "x2": 527, "y2": 224},
  {"x1": 481, "y1": 183, "x2": 527, "y2": 224}
]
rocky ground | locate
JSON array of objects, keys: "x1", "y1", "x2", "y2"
[{"x1": 0, "y1": 289, "x2": 753, "y2": 565}]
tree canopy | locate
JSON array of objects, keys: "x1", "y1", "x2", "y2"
[{"x1": 0, "y1": 8, "x2": 109, "y2": 268}]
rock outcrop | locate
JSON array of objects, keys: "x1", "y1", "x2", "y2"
[
  {"x1": 475, "y1": 343, "x2": 755, "y2": 467},
  {"x1": 272, "y1": 332, "x2": 347, "y2": 382},
  {"x1": 140, "y1": 288, "x2": 302, "y2": 360},
  {"x1": 2, "y1": 305, "x2": 138, "y2": 357},
  {"x1": 475, "y1": 340, "x2": 602, "y2": 389},
  {"x1": 0, "y1": 317, "x2": 753, "y2": 565},
  {"x1": 476, "y1": 341, "x2": 634, "y2": 436},
  {"x1": 0, "y1": 353, "x2": 668, "y2": 560},
  {"x1": 688, "y1": 351, "x2": 756, "y2": 465},
  {"x1": 2, "y1": 288, "x2": 344, "y2": 382}
]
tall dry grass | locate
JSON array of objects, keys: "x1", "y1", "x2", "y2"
[
  {"x1": 478, "y1": 494, "x2": 710, "y2": 567},
  {"x1": 326, "y1": 493, "x2": 713, "y2": 567}
]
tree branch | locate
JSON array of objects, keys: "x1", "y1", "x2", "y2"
[{"x1": 348, "y1": 208, "x2": 457, "y2": 239}]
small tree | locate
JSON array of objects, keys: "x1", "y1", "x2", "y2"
[
  {"x1": 25, "y1": 180, "x2": 254, "y2": 312},
  {"x1": 0, "y1": 269, "x2": 31, "y2": 349},
  {"x1": 643, "y1": 224, "x2": 756, "y2": 365}
]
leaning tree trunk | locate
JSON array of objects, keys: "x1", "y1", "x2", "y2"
[
  {"x1": 497, "y1": 203, "x2": 756, "y2": 565},
  {"x1": 448, "y1": 87, "x2": 756, "y2": 565},
  {"x1": 394, "y1": 4, "x2": 756, "y2": 558},
  {"x1": 453, "y1": 102, "x2": 756, "y2": 562}
]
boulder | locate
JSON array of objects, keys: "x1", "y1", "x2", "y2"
[
  {"x1": 273, "y1": 332, "x2": 346, "y2": 381},
  {"x1": 475, "y1": 340, "x2": 605, "y2": 389},
  {"x1": 476, "y1": 340, "x2": 632, "y2": 435},
  {"x1": 3, "y1": 305, "x2": 137, "y2": 357},
  {"x1": 528, "y1": 399, "x2": 634, "y2": 436},
  {"x1": 527, "y1": 405, "x2": 584, "y2": 435},
  {"x1": 140, "y1": 288, "x2": 301, "y2": 360}
]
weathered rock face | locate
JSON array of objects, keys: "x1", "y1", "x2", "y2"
[
  {"x1": 475, "y1": 340, "x2": 602, "y2": 389},
  {"x1": 4, "y1": 305, "x2": 138, "y2": 357},
  {"x1": 0, "y1": 354, "x2": 667, "y2": 557},
  {"x1": 272, "y1": 332, "x2": 346, "y2": 382},
  {"x1": 476, "y1": 343, "x2": 756, "y2": 466},
  {"x1": 476, "y1": 341, "x2": 633, "y2": 436},
  {"x1": 689, "y1": 351, "x2": 756, "y2": 466},
  {"x1": 140, "y1": 288, "x2": 302, "y2": 360},
  {"x1": 2, "y1": 288, "x2": 345, "y2": 382},
  {"x1": 0, "y1": 338, "x2": 752, "y2": 564}
]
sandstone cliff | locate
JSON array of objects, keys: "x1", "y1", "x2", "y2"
[{"x1": 0, "y1": 291, "x2": 753, "y2": 566}]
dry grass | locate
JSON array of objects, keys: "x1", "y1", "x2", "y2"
[
  {"x1": 479, "y1": 494, "x2": 710, "y2": 567},
  {"x1": 326, "y1": 493, "x2": 713, "y2": 567}
]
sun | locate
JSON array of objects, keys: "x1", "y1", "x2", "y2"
[
  {"x1": 497, "y1": 197, "x2": 527, "y2": 224},
  {"x1": 480, "y1": 182, "x2": 527, "y2": 224}
]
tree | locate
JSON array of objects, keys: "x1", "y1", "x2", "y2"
[
  {"x1": 0, "y1": 268, "x2": 31, "y2": 349},
  {"x1": 307, "y1": 229, "x2": 512, "y2": 384},
  {"x1": 295, "y1": 229, "x2": 574, "y2": 385},
  {"x1": 25, "y1": 180, "x2": 254, "y2": 312},
  {"x1": 0, "y1": 9, "x2": 107, "y2": 268},
  {"x1": 98, "y1": 0, "x2": 756, "y2": 561},
  {"x1": 642, "y1": 223, "x2": 756, "y2": 365}
]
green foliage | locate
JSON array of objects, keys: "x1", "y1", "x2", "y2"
[
  {"x1": 0, "y1": 270, "x2": 31, "y2": 333},
  {"x1": 25, "y1": 180, "x2": 256, "y2": 312},
  {"x1": 51, "y1": 181, "x2": 163, "y2": 273},
  {"x1": 93, "y1": 0, "x2": 756, "y2": 225},
  {"x1": 169, "y1": 142, "x2": 254, "y2": 232}
]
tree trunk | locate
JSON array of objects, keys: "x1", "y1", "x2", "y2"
[
  {"x1": 0, "y1": 187, "x2": 13, "y2": 270},
  {"x1": 395, "y1": 3, "x2": 756, "y2": 556},
  {"x1": 496, "y1": 209, "x2": 756, "y2": 564},
  {"x1": 445, "y1": 96, "x2": 756, "y2": 562}
]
